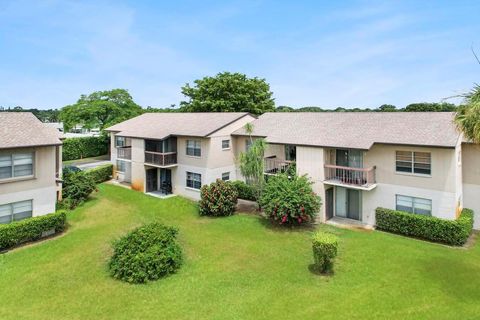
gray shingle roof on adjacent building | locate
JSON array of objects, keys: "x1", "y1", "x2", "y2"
[
  {"x1": 106, "y1": 112, "x2": 251, "y2": 139},
  {"x1": 233, "y1": 112, "x2": 460, "y2": 149},
  {"x1": 0, "y1": 112, "x2": 63, "y2": 149}
]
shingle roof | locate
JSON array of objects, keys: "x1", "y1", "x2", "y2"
[
  {"x1": 0, "y1": 112, "x2": 63, "y2": 149},
  {"x1": 233, "y1": 112, "x2": 460, "y2": 149},
  {"x1": 106, "y1": 112, "x2": 251, "y2": 139}
]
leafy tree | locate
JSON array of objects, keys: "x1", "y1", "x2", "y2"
[
  {"x1": 275, "y1": 105, "x2": 294, "y2": 112},
  {"x1": 455, "y1": 85, "x2": 480, "y2": 143},
  {"x1": 59, "y1": 89, "x2": 142, "y2": 131},
  {"x1": 180, "y1": 72, "x2": 275, "y2": 115},
  {"x1": 239, "y1": 123, "x2": 267, "y2": 200},
  {"x1": 377, "y1": 104, "x2": 397, "y2": 112},
  {"x1": 296, "y1": 106, "x2": 325, "y2": 112},
  {"x1": 404, "y1": 102, "x2": 457, "y2": 112}
]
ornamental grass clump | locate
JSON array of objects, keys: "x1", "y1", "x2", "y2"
[
  {"x1": 259, "y1": 173, "x2": 321, "y2": 225},
  {"x1": 199, "y1": 179, "x2": 238, "y2": 216},
  {"x1": 312, "y1": 231, "x2": 338, "y2": 274},
  {"x1": 109, "y1": 223, "x2": 183, "y2": 284}
]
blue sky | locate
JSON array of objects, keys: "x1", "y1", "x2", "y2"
[{"x1": 0, "y1": 0, "x2": 479, "y2": 109}]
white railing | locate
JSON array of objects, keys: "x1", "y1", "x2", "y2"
[
  {"x1": 324, "y1": 164, "x2": 376, "y2": 187},
  {"x1": 264, "y1": 158, "x2": 293, "y2": 175}
]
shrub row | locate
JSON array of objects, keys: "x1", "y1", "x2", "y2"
[
  {"x1": 109, "y1": 223, "x2": 183, "y2": 284},
  {"x1": 229, "y1": 180, "x2": 257, "y2": 201},
  {"x1": 85, "y1": 164, "x2": 113, "y2": 184},
  {"x1": 312, "y1": 231, "x2": 338, "y2": 273},
  {"x1": 63, "y1": 136, "x2": 109, "y2": 161},
  {"x1": 375, "y1": 207, "x2": 474, "y2": 246},
  {"x1": 0, "y1": 211, "x2": 67, "y2": 251},
  {"x1": 61, "y1": 170, "x2": 96, "y2": 209}
]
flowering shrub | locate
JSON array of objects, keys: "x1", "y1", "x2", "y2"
[
  {"x1": 312, "y1": 231, "x2": 338, "y2": 273},
  {"x1": 259, "y1": 173, "x2": 321, "y2": 225},
  {"x1": 199, "y1": 179, "x2": 238, "y2": 216}
]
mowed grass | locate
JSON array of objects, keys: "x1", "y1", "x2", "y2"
[{"x1": 1, "y1": 184, "x2": 479, "y2": 320}]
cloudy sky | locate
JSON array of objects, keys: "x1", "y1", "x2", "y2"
[{"x1": 0, "y1": 0, "x2": 479, "y2": 109}]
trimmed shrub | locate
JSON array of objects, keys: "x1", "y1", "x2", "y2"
[
  {"x1": 61, "y1": 170, "x2": 96, "y2": 209},
  {"x1": 259, "y1": 173, "x2": 321, "y2": 225},
  {"x1": 62, "y1": 136, "x2": 109, "y2": 161},
  {"x1": 312, "y1": 231, "x2": 338, "y2": 273},
  {"x1": 375, "y1": 207, "x2": 474, "y2": 246},
  {"x1": 85, "y1": 164, "x2": 113, "y2": 183},
  {"x1": 230, "y1": 180, "x2": 256, "y2": 201},
  {"x1": 0, "y1": 211, "x2": 67, "y2": 251},
  {"x1": 109, "y1": 223, "x2": 183, "y2": 284},
  {"x1": 199, "y1": 179, "x2": 238, "y2": 216}
]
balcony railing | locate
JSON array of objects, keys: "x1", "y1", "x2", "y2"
[
  {"x1": 324, "y1": 164, "x2": 376, "y2": 189},
  {"x1": 145, "y1": 151, "x2": 177, "y2": 167},
  {"x1": 117, "y1": 147, "x2": 132, "y2": 160},
  {"x1": 264, "y1": 158, "x2": 294, "y2": 175}
]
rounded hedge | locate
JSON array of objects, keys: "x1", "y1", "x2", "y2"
[
  {"x1": 109, "y1": 223, "x2": 183, "y2": 284},
  {"x1": 199, "y1": 179, "x2": 238, "y2": 216},
  {"x1": 312, "y1": 231, "x2": 338, "y2": 273},
  {"x1": 259, "y1": 173, "x2": 321, "y2": 225}
]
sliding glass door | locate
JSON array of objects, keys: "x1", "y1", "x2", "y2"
[{"x1": 334, "y1": 186, "x2": 361, "y2": 221}]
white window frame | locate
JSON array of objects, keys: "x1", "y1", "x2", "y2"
[
  {"x1": 186, "y1": 140, "x2": 201, "y2": 157},
  {"x1": 221, "y1": 172, "x2": 230, "y2": 181},
  {"x1": 0, "y1": 152, "x2": 35, "y2": 181},
  {"x1": 221, "y1": 139, "x2": 230, "y2": 150},
  {"x1": 395, "y1": 151, "x2": 431, "y2": 176},
  {"x1": 115, "y1": 136, "x2": 126, "y2": 148},
  {"x1": 186, "y1": 171, "x2": 202, "y2": 190},
  {"x1": 0, "y1": 200, "x2": 33, "y2": 224},
  {"x1": 395, "y1": 195, "x2": 432, "y2": 216},
  {"x1": 116, "y1": 160, "x2": 127, "y2": 173}
]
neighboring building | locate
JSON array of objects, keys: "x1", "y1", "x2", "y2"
[
  {"x1": 233, "y1": 112, "x2": 479, "y2": 229},
  {"x1": 0, "y1": 113, "x2": 63, "y2": 224},
  {"x1": 44, "y1": 122, "x2": 64, "y2": 132},
  {"x1": 105, "y1": 112, "x2": 256, "y2": 200},
  {"x1": 106, "y1": 111, "x2": 480, "y2": 229}
]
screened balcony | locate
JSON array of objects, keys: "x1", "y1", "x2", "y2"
[{"x1": 144, "y1": 137, "x2": 177, "y2": 167}]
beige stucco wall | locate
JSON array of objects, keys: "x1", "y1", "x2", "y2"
[
  {"x1": 0, "y1": 146, "x2": 58, "y2": 216},
  {"x1": 364, "y1": 144, "x2": 457, "y2": 192},
  {"x1": 462, "y1": 143, "x2": 480, "y2": 229},
  {"x1": 296, "y1": 146, "x2": 326, "y2": 221}
]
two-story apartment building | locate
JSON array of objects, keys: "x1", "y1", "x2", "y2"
[
  {"x1": 106, "y1": 112, "x2": 255, "y2": 200},
  {"x1": 233, "y1": 112, "x2": 480, "y2": 229},
  {"x1": 0, "y1": 113, "x2": 62, "y2": 224},
  {"x1": 107, "y1": 111, "x2": 480, "y2": 229}
]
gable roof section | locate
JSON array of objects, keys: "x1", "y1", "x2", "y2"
[
  {"x1": 233, "y1": 112, "x2": 460, "y2": 149},
  {"x1": 0, "y1": 112, "x2": 63, "y2": 149},
  {"x1": 106, "y1": 112, "x2": 251, "y2": 139}
]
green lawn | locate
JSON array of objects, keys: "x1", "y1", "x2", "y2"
[{"x1": 1, "y1": 184, "x2": 479, "y2": 319}]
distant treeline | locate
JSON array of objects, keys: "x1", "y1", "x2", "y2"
[
  {"x1": 275, "y1": 102, "x2": 459, "y2": 113},
  {"x1": 0, "y1": 101, "x2": 459, "y2": 124}
]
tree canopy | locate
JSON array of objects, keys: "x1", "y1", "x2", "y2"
[
  {"x1": 179, "y1": 72, "x2": 275, "y2": 115},
  {"x1": 59, "y1": 89, "x2": 142, "y2": 131}
]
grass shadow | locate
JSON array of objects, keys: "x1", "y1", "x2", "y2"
[
  {"x1": 258, "y1": 217, "x2": 317, "y2": 233},
  {"x1": 308, "y1": 263, "x2": 335, "y2": 276}
]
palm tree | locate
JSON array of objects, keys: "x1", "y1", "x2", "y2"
[
  {"x1": 239, "y1": 123, "x2": 267, "y2": 200},
  {"x1": 455, "y1": 84, "x2": 480, "y2": 143}
]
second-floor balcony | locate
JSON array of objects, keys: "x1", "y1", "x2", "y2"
[
  {"x1": 264, "y1": 157, "x2": 294, "y2": 175},
  {"x1": 145, "y1": 151, "x2": 177, "y2": 167},
  {"x1": 117, "y1": 147, "x2": 132, "y2": 160},
  {"x1": 324, "y1": 164, "x2": 377, "y2": 190}
]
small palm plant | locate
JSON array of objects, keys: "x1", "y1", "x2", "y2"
[{"x1": 455, "y1": 84, "x2": 480, "y2": 143}]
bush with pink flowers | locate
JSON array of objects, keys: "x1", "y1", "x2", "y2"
[
  {"x1": 199, "y1": 179, "x2": 238, "y2": 216},
  {"x1": 259, "y1": 173, "x2": 321, "y2": 225}
]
